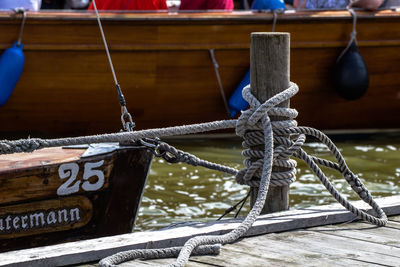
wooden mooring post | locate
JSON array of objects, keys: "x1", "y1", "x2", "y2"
[{"x1": 249, "y1": 32, "x2": 291, "y2": 213}]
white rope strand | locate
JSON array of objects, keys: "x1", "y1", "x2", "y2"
[
  {"x1": 98, "y1": 82, "x2": 387, "y2": 266},
  {"x1": 0, "y1": 81, "x2": 387, "y2": 266}
]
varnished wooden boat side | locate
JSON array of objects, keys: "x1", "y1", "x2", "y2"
[
  {"x1": 0, "y1": 145, "x2": 153, "y2": 252},
  {"x1": 0, "y1": 10, "x2": 399, "y2": 136}
]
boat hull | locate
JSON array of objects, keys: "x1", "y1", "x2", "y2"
[
  {"x1": 0, "y1": 10, "x2": 399, "y2": 136},
  {"x1": 0, "y1": 144, "x2": 153, "y2": 252}
]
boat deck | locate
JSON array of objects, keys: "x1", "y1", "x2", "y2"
[{"x1": 1, "y1": 196, "x2": 399, "y2": 266}]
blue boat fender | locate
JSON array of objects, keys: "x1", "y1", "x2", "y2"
[
  {"x1": 251, "y1": 0, "x2": 286, "y2": 10},
  {"x1": 228, "y1": 69, "x2": 250, "y2": 118},
  {"x1": 0, "y1": 42, "x2": 25, "y2": 106}
]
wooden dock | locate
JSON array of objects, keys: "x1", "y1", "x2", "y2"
[
  {"x1": 132, "y1": 215, "x2": 400, "y2": 266},
  {"x1": 1, "y1": 195, "x2": 399, "y2": 266}
]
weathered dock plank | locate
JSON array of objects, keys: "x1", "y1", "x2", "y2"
[
  {"x1": 133, "y1": 216, "x2": 400, "y2": 267},
  {"x1": 1, "y1": 196, "x2": 399, "y2": 266},
  {"x1": 73, "y1": 216, "x2": 400, "y2": 267},
  {"x1": 187, "y1": 240, "x2": 360, "y2": 267},
  {"x1": 307, "y1": 219, "x2": 400, "y2": 248},
  {"x1": 127, "y1": 259, "x2": 210, "y2": 267},
  {"x1": 180, "y1": 214, "x2": 400, "y2": 267}
]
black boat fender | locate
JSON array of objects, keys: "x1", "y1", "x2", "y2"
[
  {"x1": 334, "y1": 40, "x2": 369, "y2": 100},
  {"x1": 333, "y1": 9, "x2": 369, "y2": 101}
]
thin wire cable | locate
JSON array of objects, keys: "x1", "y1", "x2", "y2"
[
  {"x1": 234, "y1": 190, "x2": 251, "y2": 218},
  {"x1": 91, "y1": 0, "x2": 135, "y2": 130},
  {"x1": 209, "y1": 49, "x2": 231, "y2": 117},
  {"x1": 91, "y1": 0, "x2": 118, "y2": 85}
]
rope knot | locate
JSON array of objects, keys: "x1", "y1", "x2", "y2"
[
  {"x1": 93, "y1": 79, "x2": 387, "y2": 267},
  {"x1": 235, "y1": 83, "x2": 299, "y2": 188},
  {"x1": 154, "y1": 142, "x2": 198, "y2": 165}
]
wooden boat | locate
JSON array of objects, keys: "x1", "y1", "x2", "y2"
[
  {"x1": 0, "y1": 9, "x2": 399, "y2": 137},
  {"x1": 0, "y1": 143, "x2": 153, "y2": 252}
]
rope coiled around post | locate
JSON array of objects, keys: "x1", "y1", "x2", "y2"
[
  {"x1": 99, "y1": 81, "x2": 386, "y2": 266},
  {"x1": 235, "y1": 83, "x2": 299, "y2": 188},
  {"x1": 0, "y1": 82, "x2": 387, "y2": 266},
  {"x1": 99, "y1": 78, "x2": 286, "y2": 267}
]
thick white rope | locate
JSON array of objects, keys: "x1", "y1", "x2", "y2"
[
  {"x1": 99, "y1": 81, "x2": 282, "y2": 267},
  {"x1": 0, "y1": 82, "x2": 387, "y2": 266},
  {"x1": 278, "y1": 126, "x2": 387, "y2": 226},
  {"x1": 235, "y1": 83, "x2": 299, "y2": 187},
  {"x1": 0, "y1": 120, "x2": 236, "y2": 155},
  {"x1": 98, "y1": 82, "x2": 387, "y2": 266}
]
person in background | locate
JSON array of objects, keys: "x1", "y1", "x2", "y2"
[
  {"x1": 179, "y1": 0, "x2": 234, "y2": 10},
  {"x1": 0, "y1": 0, "x2": 42, "y2": 11},
  {"x1": 294, "y1": 0, "x2": 385, "y2": 10},
  {"x1": 348, "y1": 0, "x2": 383, "y2": 9},
  {"x1": 87, "y1": 0, "x2": 168, "y2": 10},
  {"x1": 348, "y1": 0, "x2": 400, "y2": 9}
]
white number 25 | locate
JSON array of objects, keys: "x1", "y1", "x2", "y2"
[{"x1": 57, "y1": 160, "x2": 105, "y2": 196}]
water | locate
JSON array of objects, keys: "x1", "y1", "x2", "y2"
[{"x1": 134, "y1": 132, "x2": 400, "y2": 231}]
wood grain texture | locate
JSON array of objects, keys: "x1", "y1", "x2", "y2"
[
  {"x1": 135, "y1": 214, "x2": 400, "y2": 266},
  {"x1": 0, "y1": 196, "x2": 93, "y2": 239},
  {"x1": 0, "y1": 148, "x2": 113, "y2": 205},
  {"x1": 0, "y1": 147, "x2": 85, "y2": 169},
  {"x1": 2, "y1": 195, "x2": 398, "y2": 266},
  {"x1": 0, "y1": 10, "x2": 399, "y2": 137},
  {"x1": 0, "y1": 146, "x2": 153, "y2": 252},
  {"x1": 249, "y1": 33, "x2": 290, "y2": 214}
]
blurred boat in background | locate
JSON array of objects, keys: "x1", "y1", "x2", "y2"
[{"x1": 0, "y1": 9, "x2": 399, "y2": 137}]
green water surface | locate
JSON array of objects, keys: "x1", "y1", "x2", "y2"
[{"x1": 134, "y1": 132, "x2": 400, "y2": 231}]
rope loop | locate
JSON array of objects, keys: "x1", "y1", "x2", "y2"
[
  {"x1": 0, "y1": 78, "x2": 389, "y2": 265},
  {"x1": 235, "y1": 82, "x2": 299, "y2": 188},
  {"x1": 273, "y1": 126, "x2": 387, "y2": 226}
]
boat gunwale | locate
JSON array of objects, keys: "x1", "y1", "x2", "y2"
[
  {"x1": 0, "y1": 146, "x2": 146, "y2": 175},
  {"x1": 0, "y1": 9, "x2": 399, "y2": 23}
]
